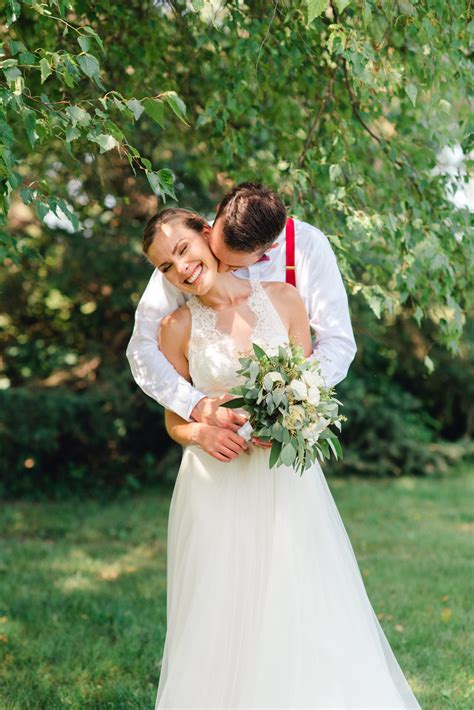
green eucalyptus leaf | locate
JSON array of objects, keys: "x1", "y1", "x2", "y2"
[
  {"x1": 252, "y1": 343, "x2": 267, "y2": 361},
  {"x1": 219, "y1": 397, "x2": 246, "y2": 409},
  {"x1": 112, "y1": 96, "x2": 124, "y2": 111},
  {"x1": 281, "y1": 442, "x2": 297, "y2": 466},
  {"x1": 269, "y1": 440, "x2": 282, "y2": 468},
  {"x1": 20, "y1": 186, "x2": 33, "y2": 205},
  {"x1": 271, "y1": 422, "x2": 285, "y2": 442}
]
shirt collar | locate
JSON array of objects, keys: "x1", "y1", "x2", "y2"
[{"x1": 255, "y1": 227, "x2": 286, "y2": 263}]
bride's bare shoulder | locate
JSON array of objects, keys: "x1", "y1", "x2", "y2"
[
  {"x1": 158, "y1": 304, "x2": 191, "y2": 344},
  {"x1": 158, "y1": 304, "x2": 191, "y2": 379},
  {"x1": 261, "y1": 280, "x2": 301, "y2": 303}
]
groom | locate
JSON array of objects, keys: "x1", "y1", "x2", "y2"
[{"x1": 126, "y1": 182, "x2": 356, "y2": 454}]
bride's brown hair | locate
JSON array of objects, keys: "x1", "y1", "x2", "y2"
[{"x1": 143, "y1": 208, "x2": 208, "y2": 256}]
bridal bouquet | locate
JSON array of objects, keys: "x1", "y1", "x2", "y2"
[{"x1": 221, "y1": 341, "x2": 345, "y2": 475}]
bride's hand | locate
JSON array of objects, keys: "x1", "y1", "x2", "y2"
[
  {"x1": 193, "y1": 424, "x2": 249, "y2": 463},
  {"x1": 191, "y1": 395, "x2": 248, "y2": 431}
]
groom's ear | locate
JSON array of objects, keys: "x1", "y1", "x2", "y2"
[{"x1": 266, "y1": 242, "x2": 279, "y2": 252}]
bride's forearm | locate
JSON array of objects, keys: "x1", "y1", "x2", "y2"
[{"x1": 165, "y1": 409, "x2": 202, "y2": 447}]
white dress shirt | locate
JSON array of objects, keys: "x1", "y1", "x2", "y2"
[{"x1": 126, "y1": 218, "x2": 357, "y2": 421}]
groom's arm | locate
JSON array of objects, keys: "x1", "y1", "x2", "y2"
[
  {"x1": 301, "y1": 224, "x2": 357, "y2": 387},
  {"x1": 126, "y1": 268, "x2": 247, "y2": 428},
  {"x1": 126, "y1": 269, "x2": 204, "y2": 421}
]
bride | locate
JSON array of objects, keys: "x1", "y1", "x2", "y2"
[{"x1": 146, "y1": 211, "x2": 422, "y2": 709}]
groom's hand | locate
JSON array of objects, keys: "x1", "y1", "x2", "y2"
[
  {"x1": 194, "y1": 425, "x2": 249, "y2": 463},
  {"x1": 250, "y1": 436, "x2": 272, "y2": 449},
  {"x1": 191, "y1": 395, "x2": 248, "y2": 431}
]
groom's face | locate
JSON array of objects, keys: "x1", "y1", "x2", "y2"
[{"x1": 207, "y1": 217, "x2": 266, "y2": 272}]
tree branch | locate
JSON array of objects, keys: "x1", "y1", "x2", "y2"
[{"x1": 298, "y1": 70, "x2": 336, "y2": 167}]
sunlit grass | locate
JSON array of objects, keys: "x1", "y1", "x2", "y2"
[{"x1": 0, "y1": 465, "x2": 472, "y2": 709}]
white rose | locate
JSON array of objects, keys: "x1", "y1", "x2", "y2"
[
  {"x1": 288, "y1": 379, "x2": 308, "y2": 400},
  {"x1": 303, "y1": 369, "x2": 324, "y2": 390},
  {"x1": 265, "y1": 338, "x2": 290, "y2": 358},
  {"x1": 302, "y1": 417, "x2": 330, "y2": 445},
  {"x1": 307, "y1": 386, "x2": 321, "y2": 406},
  {"x1": 263, "y1": 371, "x2": 285, "y2": 391}
]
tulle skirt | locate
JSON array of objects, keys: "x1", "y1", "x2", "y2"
[{"x1": 155, "y1": 445, "x2": 421, "y2": 709}]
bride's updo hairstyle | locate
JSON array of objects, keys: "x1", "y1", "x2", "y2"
[
  {"x1": 142, "y1": 208, "x2": 208, "y2": 259},
  {"x1": 214, "y1": 182, "x2": 286, "y2": 253}
]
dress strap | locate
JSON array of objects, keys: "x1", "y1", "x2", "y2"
[
  {"x1": 248, "y1": 280, "x2": 289, "y2": 344},
  {"x1": 186, "y1": 296, "x2": 217, "y2": 345}
]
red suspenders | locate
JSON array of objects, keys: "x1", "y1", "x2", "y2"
[{"x1": 285, "y1": 217, "x2": 296, "y2": 287}]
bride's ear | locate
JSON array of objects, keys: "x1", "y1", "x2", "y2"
[{"x1": 201, "y1": 224, "x2": 212, "y2": 241}]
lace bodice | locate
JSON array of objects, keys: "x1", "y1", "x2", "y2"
[{"x1": 186, "y1": 280, "x2": 289, "y2": 396}]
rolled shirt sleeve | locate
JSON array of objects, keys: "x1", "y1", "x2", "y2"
[{"x1": 125, "y1": 268, "x2": 206, "y2": 421}]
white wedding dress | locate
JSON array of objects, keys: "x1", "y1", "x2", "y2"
[{"x1": 155, "y1": 280, "x2": 421, "y2": 710}]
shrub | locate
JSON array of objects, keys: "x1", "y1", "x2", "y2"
[
  {"x1": 0, "y1": 380, "x2": 173, "y2": 499},
  {"x1": 327, "y1": 373, "x2": 454, "y2": 477}
]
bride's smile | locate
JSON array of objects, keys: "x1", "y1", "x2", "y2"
[
  {"x1": 146, "y1": 216, "x2": 218, "y2": 296},
  {"x1": 144, "y1": 210, "x2": 260, "y2": 309},
  {"x1": 185, "y1": 262, "x2": 203, "y2": 285}
]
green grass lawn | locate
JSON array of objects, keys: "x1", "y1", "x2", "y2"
[{"x1": 0, "y1": 464, "x2": 472, "y2": 709}]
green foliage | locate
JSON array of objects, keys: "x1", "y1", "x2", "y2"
[
  {"x1": 333, "y1": 372, "x2": 444, "y2": 477},
  {"x1": 182, "y1": 0, "x2": 472, "y2": 351},
  {"x1": 1, "y1": 0, "x2": 472, "y2": 350},
  {"x1": 1, "y1": 0, "x2": 187, "y2": 260},
  {"x1": 0, "y1": 1, "x2": 473, "y2": 494},
  {"x1": 0, "y1": 381, "x2": 174, "y2": 497},
  {"x1": 325, "y1": 297, "x2": 474, "y2": 477},
  {"x1": 0, "y1": 213, "x2": 182, "y2": 496}
]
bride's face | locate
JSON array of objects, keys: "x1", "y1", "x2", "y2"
[{"x1": 147, "y1": 219, "x2": 218, "y2": 295}]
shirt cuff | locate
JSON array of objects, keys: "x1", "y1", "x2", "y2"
[{"x1": 185, "y1": 389, "x2": 207, "y2": 422}]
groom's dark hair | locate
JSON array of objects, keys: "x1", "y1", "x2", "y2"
[{"x1": 215, "y1": 182, "x2": 286, "y2": 253}]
